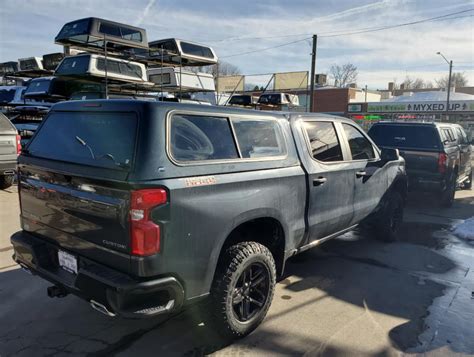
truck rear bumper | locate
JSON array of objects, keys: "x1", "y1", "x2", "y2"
[
  {"x1": 0, "y1": 161, "x2": 16, "y2": 175},
  {"x1": 10, "y1": 230, "x2": 184, "y2": 318}
]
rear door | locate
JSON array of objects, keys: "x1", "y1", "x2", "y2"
[
  {"x1": 295, "y1": 119, "x2": 354, "y2": 242},
  {"x1": 454, "y1": 126, "x2": 472, "y2": 179},
  {"x1": 0, "y1": 114, "x2": 18, "y2": 166},
  {"x1": 19, "y1": 110, "x2": 138, "y2": 272},
  {"x1": 339, "y1": 123, "x2": 388, "y2": 224}
]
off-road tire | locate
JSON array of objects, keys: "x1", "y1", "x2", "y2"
[
  {"x1": 374, "y1": 191, "x2": 404, "y2": 242},
  {"x1": 440, "y1": 173, "x2": 457, "y2": 207},
  {"x1": 210, "y1": 242, "x2": 276, "y2": 338},
  {"x1": 0, "y1": 175, "x2": 14, "y2": 190},
  {"x1": 463, "y1": 170, "x2": 472, "y2": 190}
]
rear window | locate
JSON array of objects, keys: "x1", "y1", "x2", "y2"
[
  {"x1": 0, "y1": 89, "x2": 16, "y2": 103},
  {"x1": 57, "y1": 19, "x2": 91, "y2": 39},
  {"x1": 27, "y1": 112, "x2": 137, "y2": 170},
  {"x1": 229, "y1": 96, "x2": 251, "y2": 106},
  {"x1": 25, "y1": 80, "x2": 52, "y2": 95},
  {"x1": 55, "y1": 56, "x2": 90, "y2": 75},
  {"x1": 368, "y1": 124, "x2": 440, "y2": 150}
]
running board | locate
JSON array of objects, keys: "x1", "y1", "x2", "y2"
[{"x1": 292, "y1": 224, "x2": 359, "y2": 255}]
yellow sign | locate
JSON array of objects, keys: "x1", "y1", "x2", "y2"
[
  {"x1": 274, "y1": 71, "x2": 308, "y2": 90},
  {"x1": 216, "y1": 75, "x2": 244, "y2": 92}
]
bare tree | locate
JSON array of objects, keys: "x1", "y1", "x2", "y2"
[
  {"x1": 400, "y1": 76, "x2": 434, "y2": 90},
  {"x1": 435, "y1": 72, "x2": 469, "y2": 88},
  {"x1": 329, "y1": 63, "x2": 358, "y2": 88},
  {"x1": 187, "y1": 60, "x2": 241, "y2": 77}
]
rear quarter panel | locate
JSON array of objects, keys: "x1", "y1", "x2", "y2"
[{"x1": 144, "y1": 166, "x2": 306, "y2": 299}]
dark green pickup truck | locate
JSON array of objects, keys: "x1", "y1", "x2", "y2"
[{"x1": 11, "y1": 100, "x2": 406, "y2": 337}]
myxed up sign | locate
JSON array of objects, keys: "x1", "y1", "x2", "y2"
[{"x1": 367, "y1": 101, "x2": 474, "y2": 113}]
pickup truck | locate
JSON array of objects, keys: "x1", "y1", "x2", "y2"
[
  {"x1": 11, "y1": 100, "x2": 406, "y2": 337},
  {"x1": 368, "y1": 122, "x2": 472, "y2": 207},
  {"x1": 0, "y1": 112, "x2": 21, "y2": 189}
]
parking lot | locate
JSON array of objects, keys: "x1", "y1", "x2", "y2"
[{"x1": 1, "y1": 185, "x2": 473, "y2": 356}]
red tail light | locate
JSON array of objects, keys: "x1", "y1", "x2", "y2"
[
  {"x1": 16, "y1": 135, "x2": 21, "y2": 155},
  {"x1": 438, "y1": 153, "x2": 447, "y2": 174},
  {"x1": 129, "y1": 189, "x2": 167, "y2": 256}
]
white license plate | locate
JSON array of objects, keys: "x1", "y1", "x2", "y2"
[{"x1": 58, "y1": 250, "x2": 78, "y2": 274}]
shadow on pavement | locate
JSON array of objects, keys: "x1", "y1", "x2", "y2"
[{"x1": 0, "y1": 220, "x2": 468, "y2": 355}]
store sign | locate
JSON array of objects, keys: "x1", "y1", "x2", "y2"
[{"x1": 367, "y1": 101, "x2": 474, "y2": 113}]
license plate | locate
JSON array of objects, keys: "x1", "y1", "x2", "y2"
[{"x1": 58, "y1": 250, "x2": 78, "y2": 274}]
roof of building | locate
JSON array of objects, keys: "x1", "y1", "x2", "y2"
[{"x1": 383, "y1": 91, "x2": 474, "y2": 102}]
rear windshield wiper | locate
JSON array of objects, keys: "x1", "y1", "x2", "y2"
[
  {"x1": 75, "y1": 135, "x2": 95, "y2": 159},
  {"x1": 97, "y1": 153, "x2": 131, "y2": 169}
]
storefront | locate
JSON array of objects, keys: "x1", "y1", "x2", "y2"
[{"x1": 347, "y1": 92, "x2": 474, "y2": 137}]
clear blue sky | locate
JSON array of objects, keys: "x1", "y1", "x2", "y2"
[{"x1": 0, "y1": 0, "x2": 473, "y2": 89}]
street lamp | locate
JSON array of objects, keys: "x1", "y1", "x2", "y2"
[{"x1": 436, "y1": 51, "x2": 453, "y2": 121}]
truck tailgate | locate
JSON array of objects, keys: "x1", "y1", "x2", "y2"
[
  {"x1": 19, "y1": 164, "x2": 132, "y2": 273},
  {"x1": 0, "y1": 132, "x2": 17, "y2": 162},
  {"x1": 399, "y1": 149, "x2": 439, "y2": 174}
]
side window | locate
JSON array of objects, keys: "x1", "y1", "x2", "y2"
[
  {"x1": 170, "y1": 115, "x2": 238, "y2": 161},
  {"x1": 456, "y1": 128, "x2": 467, "y2": 144},
  {"x1": 232, "y1": 119, "x2": 286, "y2": 158},
  {"x1": 303, "y1": 121, "x2": 344, "y2": 162},
  {"x1": 342, "y1": 123, "x2": 376, "y2": 160},
  {"x1": 99, "y1": 23, "x2": 121, "y2": 37}
]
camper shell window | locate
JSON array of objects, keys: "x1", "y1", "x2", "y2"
[
  {"x1": 149, "y1": 73, "x2": 171, "y2": 85},
  {"x1": 96, "y1": 58, "x2": 142, "y2": 78},
  {"x1": 180, "y1": 42, "x2": 214, "y2": 59},
  {"x1": 25, "y1": 79, "x2": 53, "y2": 95},
  {"x1": 19, "y1": 59, "x2": 41, "y2": 71},
  {"x1": 56, "y1": 19, "x2": 91, "y2": 39},
  {"x1": 55, "y1": 56, "x2": 91, "y2": 75},
  {"x1": 0, "y1": 62, "x2": 18, "y2": 74},
  {"x1": 98, "y1": 22, "x2": 142, "y2": 42}
]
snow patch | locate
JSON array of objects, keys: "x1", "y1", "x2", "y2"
[{"x1": 452, "y1": 217, "x2": 474, "y2": 240}]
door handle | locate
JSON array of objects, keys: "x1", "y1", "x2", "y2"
[
  {"x1": 356, "y1": 171, "x2": 369, "y2": 178},
  {"x1": 313, "y1": 177, "x2": 327, "y2": 186}
]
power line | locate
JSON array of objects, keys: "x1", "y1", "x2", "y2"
[
  {"x1": 221, "y1": 37, "x2": 311, "y2": 58},
  {"x1": 206, "y1": 9, "x2": 473, "y2": 43}
]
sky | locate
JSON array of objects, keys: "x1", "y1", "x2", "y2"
[{"x1": 0, "y1": 0, "x2": 473, "y2": 89}]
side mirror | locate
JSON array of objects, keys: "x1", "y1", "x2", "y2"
[{"x1": 381, "y1": 147, "x2": 400, "y2": 162}]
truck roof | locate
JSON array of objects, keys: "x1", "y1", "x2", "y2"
[{"x1": 50, "y1": 99, "x2": 352, "y2": 123}]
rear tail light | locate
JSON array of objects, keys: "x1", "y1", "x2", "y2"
[
  {"x1": 129, "y1": 189, "x2": 167, "y2": 256},
  {"x1": 438, "y1": 153, "x2": 448, "y2": 174},
  {"x1": 16, "y1": 135, "x2": 21, "y2": 155}
]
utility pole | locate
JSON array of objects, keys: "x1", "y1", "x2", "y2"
[
  {"x1": 309, "y1": 34, "x2": 317, "y2": 112},
  {"x1": 364, "y1": 84, "x2": 368, "y2": 102},
  {"x1": 446, "y1": 60, "x2": 453, "y2": 121},
  {"x1": 437, "y1": 52, "x2": 453, "y2": 121}
]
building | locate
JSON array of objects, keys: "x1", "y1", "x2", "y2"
[{"x1": 347, "y1": 90, "x2": 474, "y2": 134}]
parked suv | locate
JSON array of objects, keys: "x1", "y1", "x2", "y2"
[
  {"x1": 11, "y1": 101, "x2": 406, "y2": 337},
  {"x1": 0, "y1": 113, "x2": 21, "y2": 189},
  {"x1": 368, "y1": 122, "x2": 472, "y2": 207}
]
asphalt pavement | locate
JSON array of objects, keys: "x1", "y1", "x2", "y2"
[{"x1": 1, "y1": 185, "x2": 473, "y2": 356}]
